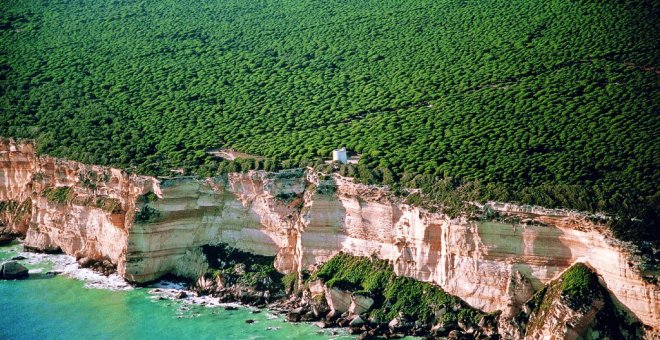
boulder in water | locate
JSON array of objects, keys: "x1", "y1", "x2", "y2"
[
  {"x1": 0, "y1": 261, "x2": 29, "y2": 280},
  {"x1": 349, "y1": 315, "x2": 366, "y2": 327},
  {"x1": 0, "y1": 235, "x2": 13, "y2": 246}
]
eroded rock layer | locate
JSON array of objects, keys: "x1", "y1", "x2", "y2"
[
  {"x1": 0, "y1": 139, "x2": 157, "y2": 272},
  {"x1": 1, "y1": 138, "x2": 658, "y2": 334}
]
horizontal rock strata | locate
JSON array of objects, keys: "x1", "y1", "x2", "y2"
[{"x1": 1, "y1": 138, "x2": 657, "y2": 334}]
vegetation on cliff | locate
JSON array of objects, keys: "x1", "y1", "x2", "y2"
[
  {"x1": 0, "y1": 199, "x2": 31, "y2": 232},
  {"x1": 521, "y1": 263, "x2": 641, "y2": 338},
  {"x1": 134, "y1": 206, "x2": 160, "y2": 223},
  {"x1": 559, "y1": 262, "x2": 601, "y2": 311},
  {"x1": 88, "y1": 197, "x2": 122, "y2": 214},
  {"x1": 1, "y1": 0, "x2": 658, "y2": 241},
  {"x1": 0, "y1": 199, "x2": 31, "y2": 220},
  {"x1": 312, "y1": 252, "x2": 485, "y2": 325},
  {"x1": 134, "y1": 192, "x2": 160, "y2": 222},
  {"x1": 202, "y1": 245, "x2": 284, "y2": 294},
  {"x1": 42, "y1": 187, "x2": 74, "y2": 204},
  {"x1": 137, "y1": 192, "x2": 159, "y2": 205},
  {"x1": 41, "y1": 186, "x2": 123, "y2": 213}
]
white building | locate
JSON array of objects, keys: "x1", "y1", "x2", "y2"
[{"x1": 332, "y1": 147, "x2": 348, "y2": 164}]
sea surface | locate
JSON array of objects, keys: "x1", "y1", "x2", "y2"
[{"x1": 0, "y1": 242, "x2": 352, "y2": 340}]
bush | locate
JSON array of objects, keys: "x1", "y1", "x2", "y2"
[
  {"x1": 134, "y1": 205, "x2": 160, "y2": 223},
  {"x1": 282, "y1": 272, "x2": 298, "y2": 293},
  {"x1": 138, "y1": 192, "x2": 159, "y2": 204},
  {"x1": 93, "y1": 197, "x2": 122, "y2": 213}
]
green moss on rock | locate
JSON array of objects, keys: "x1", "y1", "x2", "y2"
[
  {"x1": 282, "y1": 272, "x2": 298, "y2": 294},
  {"x1": 93, "y1": 197, "x2": 122, "y2": 213},
  {"x1": 560, "y1": 262, "x2": 600, "y2": 311},
  {"x1": 311, "y1": 252, "x2": 484, "y2": 325},
  {"x1": 0, "y1": 199, "x2": 32, "y2": 227},
  {"x1": 315, "y1": 183, "x2": 337, "y2": 195},
  {"x1": 524, "y1": 262, "x2": 639, "y2": 339},
  {"x1": 42, "y1": 186, "x2": 74, "y2": 204}
]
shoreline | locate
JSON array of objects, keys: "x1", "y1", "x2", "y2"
[{"x1": 0, "y1": 241, "x2": 355, "y2": 339}]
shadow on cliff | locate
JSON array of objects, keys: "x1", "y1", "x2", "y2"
[
  {"x1": 595, "y1": 271, "x2": 647, "y2": 338},
  {"x1": 494, "y1": 222, "x2": 575, "y2": 291}
]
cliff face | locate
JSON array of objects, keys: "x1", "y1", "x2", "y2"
[
  {"x1": 124, "y1": 172, "x2": 303, "y2": 282},
  {"x1": 0, "y1": 141, "x2": 36, "y2": 234},
  {"x1": 0, "y1": 139, "x2": 156, "y2": 270},
  {"x1": 296, "y1": 176, "x2": 659, "y2": 333},
  {"x1": 1, "y1": 139, "x2": 658, "y2": 334}
]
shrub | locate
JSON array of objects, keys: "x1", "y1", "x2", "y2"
[
  {"x1": 282, "y1": 272, "x2": 298, "y2": 293},
  {"x1": 134, "y1": 205, "x2": 160, "y2": 223},
  {"x1": 138, "y1": 192, "x2": 159, "y2": 204},
  {"x1": 94, "y1": 197, "x2": 122, "y2": 213}
]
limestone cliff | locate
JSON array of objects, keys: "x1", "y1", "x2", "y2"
[
  {"x1": 124, "y1": 171, "x2": 303, "y2": 282},
  {"x1": 1, "y1": 138, "x2": 658, "y2": 336},
  {"x1": 0, "y1": 139, "x2": 157, "y2": 271},
  {"x1": 0, "y1": 140, "x2": 36, "y2": 234}
]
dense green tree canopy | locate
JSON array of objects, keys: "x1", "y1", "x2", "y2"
[{"x1": 1, "y1": 0, "x2": 658, "y2": 240}]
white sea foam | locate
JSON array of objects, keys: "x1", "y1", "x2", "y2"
[
  {"x1": 147, "y1": 281, "x2": 248, "y2": 309},
  {"x1": 11, "y1": 250, "x2": 240, "y2": 308},
  {"x1": 151, "y1": 280, "x2": 186, "y2": 290},
  {"x1": 16, "y1": 248, "x2": 132, "y2": 291},
  {"x1": 7, "y1": 245, "x2": 283, "y2": 321}
]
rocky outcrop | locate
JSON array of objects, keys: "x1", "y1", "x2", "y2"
[
  {"x1": 0, "y1": 261, "x2": 29, "y2": 279},
  {"x1": 0, "y1": 141, "x2": 35, "y2": 203},
  {"x1": 1, "y1": 138, "x2": 658, "y2": 335},
  {"x1": 349, "y1": 293, "x2": 374, "y2": 315},
  {"x1": 513, "y1": 263, "x2": 638, "y2": 339},
  {"x1": 324, "y1": 286, "x2": 353, "y2": 313}
]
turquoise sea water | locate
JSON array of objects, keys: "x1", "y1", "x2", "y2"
[{"x1": 0, "y1": 243, "x2": 351, "y2": 340}]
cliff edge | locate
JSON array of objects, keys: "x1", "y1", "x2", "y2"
[{"x1": 1, "y1": 138, "x2": 657, "y2": 336}]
